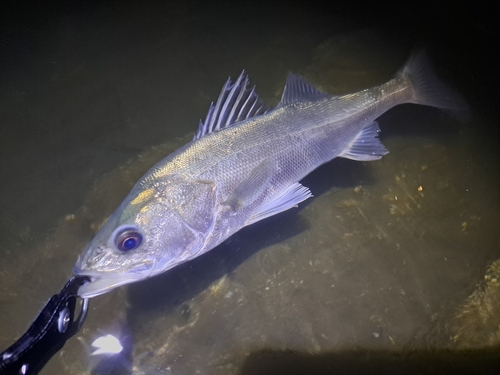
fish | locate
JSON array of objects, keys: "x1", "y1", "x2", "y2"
[{"x1": 74, "y1": 50, "x2": 465, "y2": 298}]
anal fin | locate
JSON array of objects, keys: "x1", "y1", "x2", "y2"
[
  {"x1": 339, "y1": 121, "x2": 389, "y2": 161},
  {"x1": 246, "y1": 183, "x2": 312, "y2": 226}
]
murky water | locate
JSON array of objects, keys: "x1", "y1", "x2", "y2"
[{"x1": 1, "y1": 1, "x2": 499, "y2": 374}]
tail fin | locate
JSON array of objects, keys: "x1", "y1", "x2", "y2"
[{"x1": 399, "y1": 49, "x2": 468, "y2": 115}]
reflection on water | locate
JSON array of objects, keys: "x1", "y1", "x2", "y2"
[{"x1": 1, "y1": 1, "x2": 499, "y2": 374}]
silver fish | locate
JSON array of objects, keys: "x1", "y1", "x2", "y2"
[{"x1": 74, "y1": 51, "x2": 464, "y2": 298}]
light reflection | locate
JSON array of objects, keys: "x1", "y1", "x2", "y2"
[{"x1": 91, "y1": 334, "x2": 124, "y2": 355}]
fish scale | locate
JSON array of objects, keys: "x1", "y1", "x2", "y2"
[{"x1": 74, "y1": 50, "x2": 466, "y2": 298}]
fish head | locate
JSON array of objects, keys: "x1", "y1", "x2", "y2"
[{"x1": 74, "y1": 177, "x2": 217, "y2": 298}]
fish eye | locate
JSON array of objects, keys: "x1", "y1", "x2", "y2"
[{"x1": 113, "y1": 226, "x2": 143, "y2": 252}]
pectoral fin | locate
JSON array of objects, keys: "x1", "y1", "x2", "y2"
[
  {"x1": 224, "y1": 159, "x2": 313, "y2": 224},
  {"x1": 224, "y1": 159, "x2": 275, "y2": 211}
]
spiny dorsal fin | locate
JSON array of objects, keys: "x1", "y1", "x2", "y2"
[
  {"x1": 278, "y1": 73, "x2": 331, "y2": 106},
  {"x1": 193, "y1": 71, "x2": 270, "y2": 141}
]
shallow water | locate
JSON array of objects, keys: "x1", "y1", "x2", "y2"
[{"x1": 1, "y1": 1, "x2": 499, "y2": 374}]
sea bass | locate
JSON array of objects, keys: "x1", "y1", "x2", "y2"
[{"x1": 74, "y1": 51, "x2": 464, "y2": 298}]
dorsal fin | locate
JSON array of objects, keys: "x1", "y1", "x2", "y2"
[
  {"x1": 193, "y1": 71, "x2": 271, "y2": 141},
  {"x1": 278, "y1": 73, "x2": 331, "y2": 106}
]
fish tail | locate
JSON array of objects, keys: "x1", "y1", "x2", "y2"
[{"x1": 399, "y1": 48, "x2": 468, "y2": 114}]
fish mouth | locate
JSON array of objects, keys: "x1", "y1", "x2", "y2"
[{"x1": 74, "y1": 269, "x2": 144, "y2": 298}]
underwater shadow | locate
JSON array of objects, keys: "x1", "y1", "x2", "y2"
[{"x1": 239, "y1": 345, "x2": 500, "y2": 375}]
